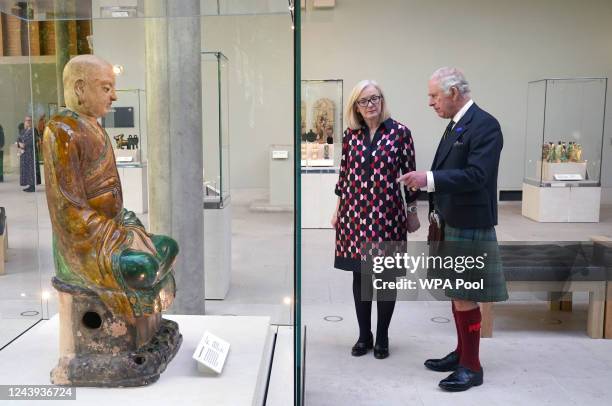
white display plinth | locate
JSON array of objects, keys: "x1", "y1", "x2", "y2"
[
  {"x1": 114, "y1": 149, "x2": 140, "y2": 164},
  {"x1": 522, "y1": 182, "x2": 601, "y2": 222},
  {"x1": 0, "y1": 315, "x2": 274, "y2": 406},
  {"x1": 300, "y1": 159, "x2": 334, "y2": 167},
  {"x1": 204, "y1": 204, "x2": 232, "y2": 299},
  {"x1": 117, "y1": 163, "x2": 147, "y2": 214},
  {"x1": 300, "y1": 143, "x2": 334, "y2": 163},
  {"x1": 301, "y1": 170, "x2": 338, "y2": 228},
  {"x1": 266, "y1": 326, "x2": 294, "y2": 406},
  {"x1": 535, "y1": 160, "x2": 587, "y2": 181},
  {"x1": 268, "y1": 145, "x2": 293, "y2": 210}
]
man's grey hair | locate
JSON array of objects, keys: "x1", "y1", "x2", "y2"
[{"x1": 430, "y1": 67, "x2": 471, "y2": 96}]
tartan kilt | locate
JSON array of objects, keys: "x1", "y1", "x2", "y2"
[{"x1": 442, "y1": 225, "x2": 509, "y2": 303}]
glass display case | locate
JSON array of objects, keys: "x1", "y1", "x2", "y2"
[
  {"x1": 0, "y1": 0, "x2": 298, "y2": 364},
  {"x1": 0, "y1": 0, "x2": 296, "y2": 404},
  {"x1": 523, "y1": 78, "x2": 607, "y2": 187},
  {"x1": 522, "y1": 78, "x2": 607, "y2": 222},
  {"x1": 202, "y1": 51, "x2": 229, "y2": 209},
  {"x1": 301, "y1": 79, "x2": 343, "y2": 167},
  {"x1": 201, "y1": 51, "x2": 231, "y2": 300},
  {"x1": 102, "y1": 88, "x2": 146, "y2": 166}
]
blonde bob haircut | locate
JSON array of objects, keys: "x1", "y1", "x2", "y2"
[{"x1": 344, "y1": 79, "x2": 391, "y2": 130}]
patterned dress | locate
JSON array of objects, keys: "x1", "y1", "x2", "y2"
[
  {"x1": 18, "y1": 128, "x2": 36, "y2": 187},
  {"x1": 334, "y1": 118, "x2": 417, "y2": 272}
]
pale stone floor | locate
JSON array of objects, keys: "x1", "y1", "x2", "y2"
[
  {"x1": 302, "y1": 204, "x2": 612, "y2": 406},
  {"x1": 2, "y1": 172, "x2": 612, "y2": 404}
]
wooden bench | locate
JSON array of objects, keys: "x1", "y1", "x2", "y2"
[
  {"x1": 480, "y1": 242, "x2": 609, "y2": 339},
  {"x1": 0, "y1": 207, "x2": 7, "y2": 274},
  {"x1": 541, "y1": 237, "x2": 612, "y2": 339},
  {"x1": 591, "y1": 236, "x2": 612, "y2": 339}
]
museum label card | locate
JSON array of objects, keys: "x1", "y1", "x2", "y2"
[
  {"x1": 554, "y1": 174, "x2": 583, "y2": 181},
  {"x1": 192, "y1": 331, "x2": 230, "y2": 374},
  {"x1": 272, "y1": 150, "x2": 289, "y2": 159}
]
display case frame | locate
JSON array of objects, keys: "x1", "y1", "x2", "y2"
[
  {"x1": 202, "y1": 51, "x2": 230, "y2": 209},
  {"x1": 201, "y1": 51, "x2": 231, "y2": 300}
]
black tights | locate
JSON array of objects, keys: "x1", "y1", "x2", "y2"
[{"x1": 352, "y1": 272, "x2": 397, "y2": 345}]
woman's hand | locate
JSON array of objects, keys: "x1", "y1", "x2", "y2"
[
  {"x1": 407, "y1": 207, "x2": 420, "y2": 233},
  {"x1": 331, "y1": 197, "x2": 341, "y2": 228},
  {"x1": 331, "y1": 209, "x2": 339, "y2": 228}
]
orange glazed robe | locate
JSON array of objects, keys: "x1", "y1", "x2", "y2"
[{"x1": 42, "y1": 110, "x2": 175, "y2": 319}]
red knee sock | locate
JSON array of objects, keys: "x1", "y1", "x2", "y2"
[
  {"x1": 451, "y1": 302, "x2": 462, "y2": 354},
  {"x1": 454, "y1": 306, "x2": 482, "y2": 372}
]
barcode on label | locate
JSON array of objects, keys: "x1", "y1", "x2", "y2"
[{"x1": 202, "y1": 349, "x2": 220, "y2": 368}]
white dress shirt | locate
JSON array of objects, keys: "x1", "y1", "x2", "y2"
[{"x1": 426, "y1": 99, "x2": 474, "y2": 192}]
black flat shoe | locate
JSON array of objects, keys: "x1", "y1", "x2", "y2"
[
  {"x1": 351, "y1": 334, "x2": 373, "y2": 357},
  {"x1": 373, "y1": 342, "x2": 389, "y2": 359},
  {"x1": 23, "y1": 186, "x2": 35, "y2": 192},
  {"x1": 424, "y1": 351, "x2": 459, "y2": 372},
  {"x1": 438, "y1": 366, "x2": 483, "y2": 392}
]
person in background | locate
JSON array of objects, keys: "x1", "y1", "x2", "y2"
[{"x1": 17, "y1": 115, "x2": 37, "y2": 192}]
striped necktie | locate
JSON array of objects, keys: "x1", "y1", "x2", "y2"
[{"x1": 443, "y1": 120, "x2": 455, "y2": 140}]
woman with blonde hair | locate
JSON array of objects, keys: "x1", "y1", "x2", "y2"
[{"x1": 332, "y1": 80, "x2": 420, "y2": 359}]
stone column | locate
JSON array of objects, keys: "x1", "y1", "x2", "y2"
[
  {"x1": 145, "y1": 0, "x2": 205, "y2": 314},
  {"x1": 53, "y1": 0, "x2": 74, "y2": 106}
]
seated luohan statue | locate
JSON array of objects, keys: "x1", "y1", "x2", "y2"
[{"x1": 42, "y1": 55, "x2": 181, "y2": 387}]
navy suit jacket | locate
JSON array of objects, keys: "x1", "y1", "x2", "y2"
[{"x1": 430, "y1": 103, "x2": 503, "y2": 229}]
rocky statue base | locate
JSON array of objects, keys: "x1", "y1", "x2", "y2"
[{"x1": 50, "y1": 278, "x2": 182, "y2": 387}]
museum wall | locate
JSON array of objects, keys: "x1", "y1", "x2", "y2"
[
  {"x1": 88, "y1": 1, "x2": 612, "y2": 200},
  {"x1": 301, "y1": 0, "x2": 612, "y2": 201},
  {"x1": 90, "y1": 18, "x2": 149, "y2": 162},
  {"x1": 202, "y1": 14, "x2": 294, "y2": 191}
]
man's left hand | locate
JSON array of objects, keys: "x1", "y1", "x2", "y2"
[{"x1": 397, "y1": 171, "x2": 427, "y2": 189}]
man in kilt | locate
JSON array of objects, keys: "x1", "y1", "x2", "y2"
[{"x1": 399, "y1": 67, "x2": 508, "y2": 391}]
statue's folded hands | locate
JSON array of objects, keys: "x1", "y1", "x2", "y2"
[{"x1": 119, "y1": 234, "x2": 178, "y2": 289}]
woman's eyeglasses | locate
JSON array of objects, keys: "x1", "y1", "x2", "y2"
[{"x1": 356, "y1": 95, "x2": 382, "y2": 107}]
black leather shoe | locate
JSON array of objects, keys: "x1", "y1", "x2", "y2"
[
  {"x1": 438, "y1": 366, "x2": 483, "y2": 392},
  {"x1": 23, "y1": 186, "x2": 35, "y2": 192},
  {"x1": 373, "y1": 342, "x2": 389, "y2": 359},
  {"x1": 424, "y1": 351, "x2": 459, "y2": 372},
  {"x1": 351, "y1": 334, "x2": 373, "y2": 357}
]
